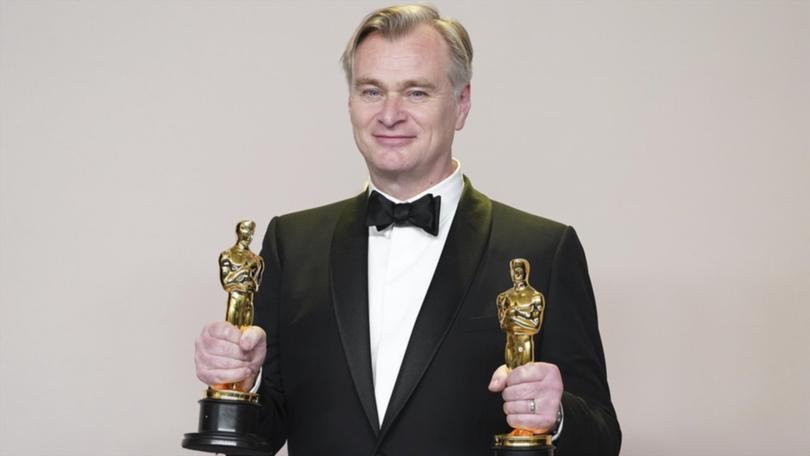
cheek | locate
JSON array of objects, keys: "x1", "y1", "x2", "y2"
[
  {"x1": 409, "y1": 108, "x2": 436, "y2": 131},
  {"x1": 349, "y1": 104, "x2": 376, "y2": 129},
  {"x1": 428, "y1": 104, "x2": 458, "y2": 132}
]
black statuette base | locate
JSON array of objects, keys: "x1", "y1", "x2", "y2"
[
  {"x1": 492, "y1": 445, "x2": 555, "y2": 456},
  {"x1": 182, "y1": 398, "x2": 272, "y2": 456}
]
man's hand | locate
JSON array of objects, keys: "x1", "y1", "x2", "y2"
[
  {"x1": 488, "y1": 362, "x2": 563, "y2": 434},
  {"x1": 194, "y1": 321, "x2": 267, "y2": 391}
]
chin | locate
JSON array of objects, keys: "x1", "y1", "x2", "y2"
[
  {"x1": 371, "y1": 162, "x2": 415, "y2": 178},
  {"x1": 365, "y1": 150, "x2": 415, "y2": 175}
]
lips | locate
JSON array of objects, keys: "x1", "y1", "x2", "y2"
[{"x1": 373, "y1": 134, "x2": 416, "y2": 146}]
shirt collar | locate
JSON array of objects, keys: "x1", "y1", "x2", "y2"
[{"x1": 367, "y1": 158, "x2": 464, "y2": 228}]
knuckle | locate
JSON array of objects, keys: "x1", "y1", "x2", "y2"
[
  {"x1": 212, "y1": 371, "x2": 229, "y2": 385},
  {"x1": 210, "y1": 355, "x2": 229, "y2": 369},
  {"x1": 206, "y1": 321, "x2": 222, "y2": 336},
  {"x1": 196, "y1": 368, "x2": 212, "y2": 384},
  {"x1": 253, "y1": 345, "x2": 267, "y2": 359},
  {"x1": 516, "y1": 383, "x2": 532, "y2": 397},
  {"x1": 524, "y1": 416, "x2": 546, "y2": 433},
  {"x1": 503, "y1": 385, "x2": 521, "y2": 401},
  {"x1": 501, "y1": 387, "x2": 513, "y2": 402},
  {"x1": 247, "y1": 326, "x2": 266, "y2": 339},
  {"x1": 249, "y1": 358, "x2": 263, "y2": 371},
  {"x1": 201, "y1": 354, "x2": 216, "y2": 368}
]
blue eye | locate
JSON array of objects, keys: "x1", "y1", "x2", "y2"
[
  {"x1": 409, "y1": 90, "x2": 427, "y2": 99},
  {"x1": 362, "y1": 88, "x2": 382, "y2": 98}
]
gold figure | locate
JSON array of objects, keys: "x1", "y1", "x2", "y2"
[
  {"x1": 497, "y1": 258, "x2": 544, "y2": 369},
  {"x1": 219, "y1": 220, "x2": 264, "y2": 329},
  {"x1": 493, "y1": 258, "x2": 552, "y2": 448},
  {"x1": 208, "y1": 220, "x2": 264, "y2": 401}
]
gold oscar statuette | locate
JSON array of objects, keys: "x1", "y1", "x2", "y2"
[
  {"x1": 492, "y1": 258, "x2": 554, "y2": 456},
  {"x1": 208, "y1": 220, "x2": 265, "y2": 402},
  {"x1": 182, "y1": 220, "x2": 272, "y2": 456}
]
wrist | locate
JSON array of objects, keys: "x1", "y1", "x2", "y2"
[{"x1": 550, "y1": 402, "x2": 564, "y2": 440}]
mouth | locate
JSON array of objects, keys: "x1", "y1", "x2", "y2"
[{"x1": 373, "y1": 134, "x2": 416, "y2": 146}]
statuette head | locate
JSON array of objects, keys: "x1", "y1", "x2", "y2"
[
  {"x1": 509, "y1": 258, "x2": 530, "y2": 285},
  {"x1": 236, "y1": 220, "x2": 256, "y2": 248}
]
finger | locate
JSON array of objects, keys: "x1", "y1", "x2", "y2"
[
  {"x1": 502, "y1": 381, "x2": 563, "y2": 406},
  {"x1": 247, "y1": 343, "x2": 267, "y2": 366},
  {"x1": 488, "y1": 365, "x2": 510, "y2": 392},
  {"x1": 501, "y1": 381, "x2": 537, "y2": 402},
  {"x1": 196, "y1": 350, "x2": 252, "y2": 370},
  {"x1": 197, "y1": 367, "x2": 254, "y2": 386},
  {"x1": 239, "y1": 326, "x2": 267, "y2": 351},
  {"x1": 503, "y1": 399, "x2": 538, "y2": 416},
  {"x1": 205, "y1": 321, "x2": 242, "y2": 344},
  {"x1": 503, "y1": 395, "x2": 560, "y2": 424},
  {"x1": 506, "y1": 413, "x2": 558, "y2": 434},
  {"x1": 505, "y1": 362, "x2": 558, "y2": 386},
  {"x1": 203, "y1": 338, "x2": 252, "y2": 361},
  {"x1": 236, "y1": 373, "x2": 260, "y2": 392}
]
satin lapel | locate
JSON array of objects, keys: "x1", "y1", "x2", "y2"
[
  {"x1": 330, "y1": 191, "x2": 380, "y2": 436},
  {"x1": 378, "y1": 177, "x2": 493, "y2": 438}
]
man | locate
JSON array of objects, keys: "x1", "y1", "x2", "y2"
[{"x1": 194, "y1": 5, "x2": 620, "y2": 455}]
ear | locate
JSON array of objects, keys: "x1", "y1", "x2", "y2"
[{"x1": 454, "y1": 83, "x2": 471, "y2": 130}]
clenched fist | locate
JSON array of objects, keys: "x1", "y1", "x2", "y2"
[
  {"x1": 488, "y1": 362, "x2": 563, "y2": 434},
  {"x1": 194, "y1": 321, "x2": 266, "y2": 391}
]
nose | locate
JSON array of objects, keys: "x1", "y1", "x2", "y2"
[{"x1": 378, "y1": 95, "x2": 406, "y2": 128}]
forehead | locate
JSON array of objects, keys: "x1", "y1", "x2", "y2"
[{"x1": 353, "y1": 24, "x2": 451, "y2": 83}]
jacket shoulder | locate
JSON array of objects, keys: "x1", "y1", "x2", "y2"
[
  {"x1": 485, "y1": 199, "x2": 576, "y2": 263},
  {"x1": 264, "y1": 193, "x2": 363, "y2": 256},
  {"x1": 490, "y1": 199, "x2": 569, "y2": 236},
  {"x1": 276, "y1": 195, "x2": 358, "y2": 228}
]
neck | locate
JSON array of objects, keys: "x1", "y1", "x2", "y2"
[{"x1": 370, "y1": 158, "x2": 455, "y2": 201}]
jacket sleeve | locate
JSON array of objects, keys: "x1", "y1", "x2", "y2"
[
  {"x1": 252, "y1": 217, "x2": 288, "y2": 453},
  {"x1": 540, "y1": 226, "x2": 622, "y2": 455}
]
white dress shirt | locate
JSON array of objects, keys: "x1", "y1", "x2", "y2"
[{"x1": 367, "y1": 160, "x2": 464, "y2": 423}]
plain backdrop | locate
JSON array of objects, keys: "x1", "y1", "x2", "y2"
[{"x1": 1, "y1": 1, "x2": 808, "y2": 455}]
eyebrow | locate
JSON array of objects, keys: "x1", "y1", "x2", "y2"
[{"x1": 353, "y1": 78, "x2": 437, "y2": 91}]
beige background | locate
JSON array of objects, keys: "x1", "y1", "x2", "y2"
[{"x1": 1, "y1": 1, "x2": 808, "y2": 455}]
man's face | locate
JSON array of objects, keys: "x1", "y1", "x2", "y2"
[{"x1": 348, "y1": 24, "x2": 470, "y2": 184}]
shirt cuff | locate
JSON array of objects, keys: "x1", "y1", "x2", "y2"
[
  {"x1": 551, "y1": 402, "x2": 564, "y2": 441},
  {"x1": 249, "y1": 368, "x2": 262, "y2": 394}
]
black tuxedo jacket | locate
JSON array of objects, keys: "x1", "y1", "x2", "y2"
[{"x1": 253, "y1": 178, "x2": 620, "y2": 456}]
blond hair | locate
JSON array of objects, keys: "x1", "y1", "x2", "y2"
[{"x1": 340, "y1": 4, "x2": 473, "y2": 92}]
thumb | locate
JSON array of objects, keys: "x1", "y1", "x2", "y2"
[
  {"x1": 239, "y1": 326, "x2": 266, "y2": 351},
  {"x1": 488, "y1": 364, "x2": 509, "y2": 392}
]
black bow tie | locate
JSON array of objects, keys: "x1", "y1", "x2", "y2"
[{"x1": 365, "y1": 190, "x2": 442, "y2": 236}]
